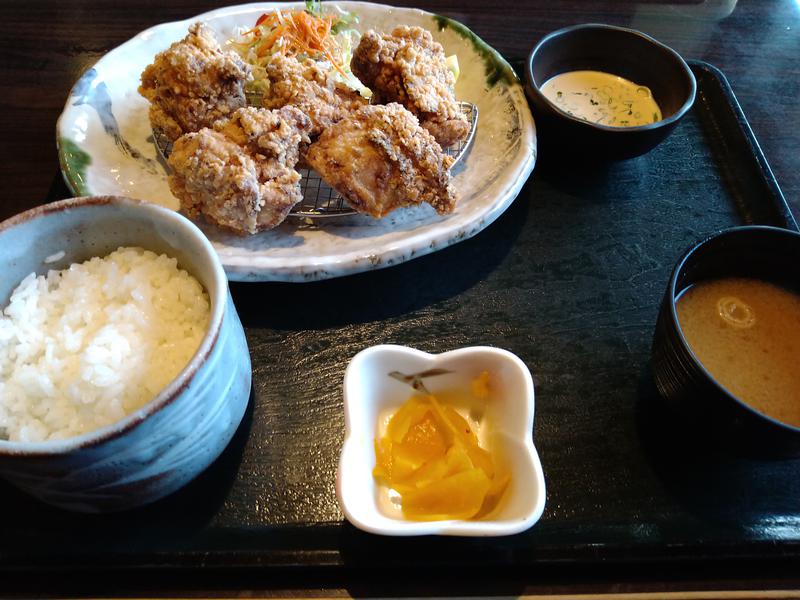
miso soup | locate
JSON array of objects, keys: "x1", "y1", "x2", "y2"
[{"x1": 676, "y1": 277, "x2": 800, "y2": 428}]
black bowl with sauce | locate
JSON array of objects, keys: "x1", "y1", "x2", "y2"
[
  {"x1": 525, "y1": 24, "x2": 696, "y2": 161},
  {"x1": 652, "y1": 226, "x2": 800, "y2": 458}
]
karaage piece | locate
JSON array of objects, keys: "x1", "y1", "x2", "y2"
[
  {"x1": 139, "y1": 23, "x2": 252, "y2": 142},
  {"x1": 258, "y1": 54, "x2": 367, "y2": 138},
  {"x1": 167, "y1": 106, "x2": 311, "y2": 234},
  {"x1": 304, "y1": 103, "x2": 456, "y2": 218},
  {"x1": 351, "y1": 26, "x2": 469, "y2": 148}
]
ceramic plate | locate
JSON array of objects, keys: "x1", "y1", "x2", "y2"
[
  {"x1": 338, "y1": 344, "x2": 546, "y2": 536},
  {"x1": 57, "y1": 2, "x2": 536, "y2": 282}
]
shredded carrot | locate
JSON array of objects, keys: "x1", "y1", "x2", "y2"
[{"x1": 243, "y1": 8, "x2": 348, "y2": 77}]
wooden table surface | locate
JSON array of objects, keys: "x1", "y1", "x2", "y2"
[{"x1": 1, "y1": 1, "x2": 800, "y2": 596}]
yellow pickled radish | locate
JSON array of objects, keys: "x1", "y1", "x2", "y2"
[
  {"x1": 391, "y1": 414, "x2": 448, "y2": 481},
  {"x1": 400, "y1": 413, "x2": 448, "y2": 464},
  {"x1": 474, "y1": 471, "x2": 512, "y2": 520},
  {"x1": 443, "y1": 406, "x2": 478, "y2": 445},
  {"x1": 433, "y1": 399, "x2": 494, "y2": 479},
  {"x1": 443, "y1": 443, "x2": 473, "y2": 476},
  {"x1": 372, "y1": 437, "x2": 393, "y2": 483},
  {"x1": 402, "y1": 468, "x2": 492, "y2": 521},
  {"x1": 399, "y1": 443, "x2": 472, "y2": 492},
  {"x1": 385, "y1": 397, "x2": 430, "y2": 442},
  {"x1": 373, "y1": 375, "x2": 510, "y2": 521},
  {"x1": 393, "y1": 454, "x2": 449, "y2": 494}
]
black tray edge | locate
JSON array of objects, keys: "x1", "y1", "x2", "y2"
[{"x1": 687, "y1": 59, "x2": 798, "y2": 231}]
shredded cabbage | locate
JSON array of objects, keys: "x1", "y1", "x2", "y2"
[{"x1": 232, "y1": 3, "x2": 369, "y2": 98}]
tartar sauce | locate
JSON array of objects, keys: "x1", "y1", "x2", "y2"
[{"x1": 540, "y1": 70, "x2": 662, "y2": 127}]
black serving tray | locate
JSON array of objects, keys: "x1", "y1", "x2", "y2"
[{"x1": 3, "y1": 62, "x2": 800, "y2": 581}]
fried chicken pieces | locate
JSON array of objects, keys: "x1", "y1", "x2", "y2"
[
  {"x1": 140, "y1": 20, "x2": 467, "y2": 234},
  {"x1": 259, "y1": 54, "x2": 367, "y2": 138},
  {"x1": 305, "y1": 103, "x2": 455, "y2": 218},
  {"x1": 351, "y1": 26, "x2": 469, "y2": 148},
  {"x1": 139, "y1": 23, "x2": 252, "y2": 142},
  {"x1": 167, "y1": 106, "x2": 311, "y2": 235}
]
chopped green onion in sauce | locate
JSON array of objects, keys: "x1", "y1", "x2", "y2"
[{"x1": 540, "y1": 70, "x2": 662, "y2": 127}]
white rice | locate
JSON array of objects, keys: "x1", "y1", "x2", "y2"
[{"x1": 0, "y1": 247, "x2": 210, "y2": 443}]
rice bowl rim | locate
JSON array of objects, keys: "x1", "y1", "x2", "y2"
[{"x1": 0, "y1": 195, "x2": 227, "y2": 457}]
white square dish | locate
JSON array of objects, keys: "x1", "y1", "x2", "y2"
[{"x1": 337, "y1": 344, "x2": 546, "y2": 536}]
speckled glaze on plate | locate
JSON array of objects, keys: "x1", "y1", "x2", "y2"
[{"x1": 56, "y1": 2, "x2": 536, "y2": 282}]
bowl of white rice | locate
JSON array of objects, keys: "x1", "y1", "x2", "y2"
[{"x1": 0, "y1": 196, "x2": 251, "y2": 512}]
